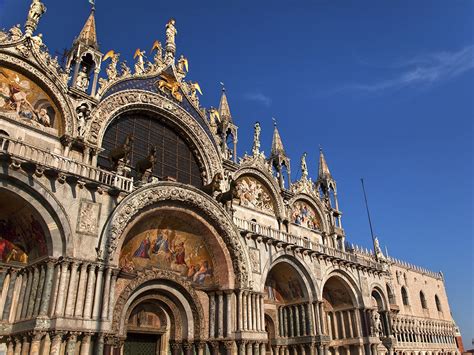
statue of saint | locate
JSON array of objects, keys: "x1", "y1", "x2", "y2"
[
  {"x1": 75, "y1": 66, "x2": 89, "y2": 91},
  {"x1": 76, "y1": 103, "x2": 91, "y2": 137},
  {"x1": 166, "y1": 18, "x2": 177, "y2": 48},
  {"x1": 374, "y1": 236, "x2": 385, "y2": 260},
  {"x1": 301, "y1": 152, "x2": 308, "y2": 179},
  {"x1": 28, "y1": 0, "x2": 46, "y2": 22},
  {"x1": 133, "y1": 49, "x2": 146, "y2": 75},
  {"x1": 252, "y1": 122, "x2": 261, "y2": 156}
]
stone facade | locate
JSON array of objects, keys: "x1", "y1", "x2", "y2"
[{"x1": 0, "y1": 2, "x2": 461, "y2": 355}]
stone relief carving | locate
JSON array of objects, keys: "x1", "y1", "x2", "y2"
[
  {"x1": 86, "y1": 90, "x2": 221, "y2": 181},
  {"x1": 249, "y1": 247, "x2": 261, "y2": 274},
  {"x1": 235, "y1": 176, "x2": 274, "y2": 214},
  {"x1": 76, "y1": 199, "x2": 101, "y2": 236},
  {"x1": 103, "y1": 183, "x2": 249, "y2": 287}
]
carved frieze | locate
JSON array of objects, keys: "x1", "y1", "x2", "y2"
[{"x1": 76, "y1": 199, "x2": 101, "y2": 236}]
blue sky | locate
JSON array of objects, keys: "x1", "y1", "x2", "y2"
[{"x1": 1, "y1": 0, "x2": 473, "y2": 342}]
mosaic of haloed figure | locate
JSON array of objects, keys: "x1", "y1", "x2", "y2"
[
  {"x1": 0, "y1": 189, "x2": 48, "y2": 264},
  {"x1": 120, "y1": 211, "x2": 216, "y2": 287},
  {"x1": 291, "y1": 200, "x2": 322, "y2": 231},
  {"x1": 0, "y1": 66, "x2": 60, "y2": 130}
]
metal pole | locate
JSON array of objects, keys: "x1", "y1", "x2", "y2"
[{"x1": 360, "y1": 178, "x2": 376, "y2": 247}]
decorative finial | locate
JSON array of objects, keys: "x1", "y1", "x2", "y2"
[
  {"x1": 252, "y1": 121, "x2": 261, "y2": 156},
  {"x1": 272, "y1": 117, "x2": 277, "y2": 127},
  {"x1": 301, "y1": 152, "x2": 308, "y2": 179},
  {"x1": 24, "y1": 0, "x2": 47, "y2": 37},
  {"x1": 220, "y1": 82, "x2": 225, "y2": 92},
  {"x1": 89, "y1": 0, "x2": 96, "y2": 12},
  {"x1": 319, "y1": 144, "x2": 323, "y2": 153}
]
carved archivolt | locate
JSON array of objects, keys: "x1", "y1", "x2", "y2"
[
  {"x1": 85, "y1": 90, "x2": 221, "y2": 182},
  {"x1": 112, "y1": 268, "x2": 204, "y2": 340},
  {"x1": 233, "y1": 167, "x2": 285, "y2": 219},
  {"x1": 101, "y1": 182, "x2": 250, "y2": 287},
  {"x1": 0, "y1": 51, "x2": 75, "y2": 136}
]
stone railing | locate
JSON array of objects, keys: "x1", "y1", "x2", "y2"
[
  {"x1": 233, "y1": 216, "x2": 386, "y2": 272},
  {"x1": 0, "y1": 135, "x2": 134, "y2": 192}
]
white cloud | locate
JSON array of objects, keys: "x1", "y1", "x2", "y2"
[
  {"x1": 344, "y1": 45, "x2": 474, "y2": 92},
  {"x1": 244, "y1": 91, "x2": 272, "y2": 107}
]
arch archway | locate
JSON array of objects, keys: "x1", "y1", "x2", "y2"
[{"x1": 322, "y1": 275, "x2": 363, "y2": 355}]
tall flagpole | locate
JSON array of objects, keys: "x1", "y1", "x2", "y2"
[{"x1": 361, "y1": 178, "x2": 376, "y2": 248}]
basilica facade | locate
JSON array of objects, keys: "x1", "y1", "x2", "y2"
[{"x1": 0, "y1": 2, "x2": 463, "y2": 355}]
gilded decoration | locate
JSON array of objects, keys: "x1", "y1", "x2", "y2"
[
  {"x1": 235, "y1": 176, "x2": 275, "y2": 214},
  {"x1": 119, "y1": 211, "x2": 217, "y2": 288},
  {"x1": 0, "y1": 66, "x2": 61, "y2": 131},
  {"x1": 291, "y1": 200, "x2": 322, "y2": 231}
]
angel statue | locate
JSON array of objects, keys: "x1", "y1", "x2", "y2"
[
  {"x1": 252, "y1": 122, "x2": 261, "y2": 156},
  {"x1": 177, "y1": 55, "x2": 189, "y2": 75},
  {"x1": 25, "y1": 0, "x2": 46, "y2": 37},
  {"x1": 301, "y1": 152, "x2": 308, "y2": 179},
  {"x1": 133, "y1": 49, "x2": 146, "y2": 75},
  {"x1": 103, "y1": 50, "x2": 120, "y2": 80},
  {"x1": 9, "y1": 24, "x2": 23, "y2": 42},
  {"x1": 165, "y1": 18, "x2": 177, "y2": 59},
  {"x1": 188, "y1": 81, "x2": 202, "y2": 103},
  {"x1": 208, "y1": 107, "x2": 220, "y2": 135},
  {"x1": 151, "y1": 40, "x2": 163, "y2": 65}
]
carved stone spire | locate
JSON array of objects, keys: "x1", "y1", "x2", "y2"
[
  {"x1": 270, "y1": 121, "x2": 286, "y2": 158},
  {"x1": 269, "y1": 119, "x2": 290, "y2": 189},
  {"x1": 301, "y1": 152, "x2": 308, "y2": 180},
  {"x1": 318, "y1": 147, "x2": 332, "y2": 181},
  {"x1": 77, "y1": 8, "x2": 98, "y2": 49},
  {"x1": 252, "y1": 121, "x2": 261, "y2": 156},
  {"x1": 218, "y1": 87, "x2": 232, "y2": 123}
]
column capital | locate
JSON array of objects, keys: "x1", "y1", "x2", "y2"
[{"x1": 223, "y1": 340, "x2": 234, "y2": 349}]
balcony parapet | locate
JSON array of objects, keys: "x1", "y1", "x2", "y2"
[
  {"x1": 234, "y1": 216, "x2": 386, "y2": 273},
  {"x1": 0, "y1": 134, "x2": 134, "y2": 192}
]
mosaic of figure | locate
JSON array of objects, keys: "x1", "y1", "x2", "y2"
[
  {"x1": 0, "y1": 214, "x2": 47, "y2": 264},
  {"x1": 119, "y1": 213, "x2": 216, "y2": 287},
  {"x1": 265, "y1": 264, "x2": 305, "y2": 303},
  {"x1": 0, "y1": 67, "x2": 59, "y2": 129},
  {"x1": 235, "y1": 176, "x2": 274, "y2": 214},
  {"x1": 291, "y1": 200, "x2": 321, "y2": 230}
]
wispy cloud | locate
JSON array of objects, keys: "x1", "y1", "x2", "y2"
[
  {"x1": 342, "y1": 45, "x2": 474, "y2": 93},
  {"x1": 244, "y1": 91, "x2": 272, "y2": 107}
]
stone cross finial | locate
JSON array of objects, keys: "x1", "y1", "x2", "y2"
[{"x1": 25, "y1": 0, "x2": 46, "y2": 37}]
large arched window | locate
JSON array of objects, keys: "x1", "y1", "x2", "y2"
[
  {"x1": 420, "y1": 291, "x2": 427, "y2": 309},
  {"x1": 401, "y1": 286, "x2": 409, "y2": 306},
  {"x1": 99, "y1": 111, "x2": 203, "y2": 186},
  {"x1": 435, "y1": 295, "x2": 442, "y2": 312}
]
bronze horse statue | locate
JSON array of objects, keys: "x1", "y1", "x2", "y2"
[
  {"x1": 201, "y1": 172, "x2": 223, "y2": 196},
  {"x1": 216, "y1": 178, "x2": 238, "y2": 210},
  {"x1": 136, "y1": 146, "x2": 157, "y2": 180},
  {"x1": 108, "y1": 133, "x2": 134, "y2": 171}
]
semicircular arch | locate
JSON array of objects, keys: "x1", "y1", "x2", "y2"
[
  {"x1": 321, "y1": 268, "x2": 363, "y2": 307},
  {"x1": 100, "y1": 182, "x2": 250, "y2": 288},
  {"x1": 0, "y1": 52, "x2": 75, "y2": 136},
  {"x1": 233, "y1": 166, "x2": 284, "y2": 218},
  {"x1": 85, "y1": 90, "x2": 221, "y2": 182},
  {"x1": 288, "y1": 193, "x2": 328, "y2": 232}
]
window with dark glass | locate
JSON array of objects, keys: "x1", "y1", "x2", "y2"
[{"x1": 99, "y1": 111, "x2": 203, "y2": 187}]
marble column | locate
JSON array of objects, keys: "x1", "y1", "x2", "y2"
[
  {"x1": 108, "y1": 271, "x2": 117, "y2": 320},
  {"x1": 237, "y1": 290, "x2": 243, "y2": 331},
  {"x1": 251, "y1": 293, "x2": 256, "y2": 331},
  {"x1": 39, "y1": 262, "x2": 55, "y2": 317},
  {"x1": 20, "y1": 335, "x2": 30, "y2": 355},
  {"x1": 29, "y1": 332, "x2": 44, "y2": 355},
  {"x1": 318, "y1": 302, "x2": 326, "y2": 335},
  {"x1": 225, "y1": 291, "x2": 232, "y2": 337},
  {"x1": 260, "y1": 295, "x2": 265, "y2": 331},
  {"x1": 13, "y1": 337, "x2": 22, "y2": 355},
  {"x1": 66, "y1": 333, "x2": 78, "y2": 355},
  {"x1": 54, "y1": 261, "x2": 69, "y2": 317},
  {"x1": 288, "y1": 307, "x2": 294, "y2": 337},
  {"x1": 209, "y1": 292, "x2": 216, "y2": 338},
  {"x1": 301, "y1": 304, "x2": 307, "y2": 336},
  {"x1": 83, "y1": 264, "x2": 96, "y2": 319},
  {"x1": 101, "y1": 267, "x2": 112, "y2": 319},
  {"x1": 2, "y1": 270, "x2": 18, "y2": 320},
  {"x1": 80, "y1": 333, "x2": 92, "y2": 355},
  {"x1": 295, "y1": 305, "x2": 301, "y2": 336},
  {"x1": 92, "y1": 266, "x2": 104, "y2": 319},
  {"x1": 65, "y1": 262, "x2": 79, "y2": 317},
  {"x1": 33, "y1": 265, "x2": 45, "y2": 316},
  {"x1": 21, "y1": 268, "x2": 33, "y2": 319},
  {"x1": 242, "y1": 291, "x2": 248, "y2": 331},
  {"x1": 256, "y1": 294, "x2": 261, "y2": 331},
  {"x1": 95, "y1": 334, "x2": 104, "y2": 355},
  {"x1": 15, "y1": 272, "x2": 27, "y2": 321},
  {"x1": 217, "y1": 292, "x2": 224, "y2": 337},
  {"x1": 74, "y1": 263, "x2": 88, "y2": 317},
  {"x1": 49, "y1": 332, "x2": 63, "y2": 355},
  {"x1": 27, "y1": 266, "x2": 40, "y2": 318}
]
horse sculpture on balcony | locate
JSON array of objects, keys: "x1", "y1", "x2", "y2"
[{"x1": 108, "y1": 133, "x2": 134, "y2": 171}]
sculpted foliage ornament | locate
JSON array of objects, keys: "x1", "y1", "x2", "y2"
[{"x1": 102, "y1": 182, "x2": 249, "y2": 287}]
